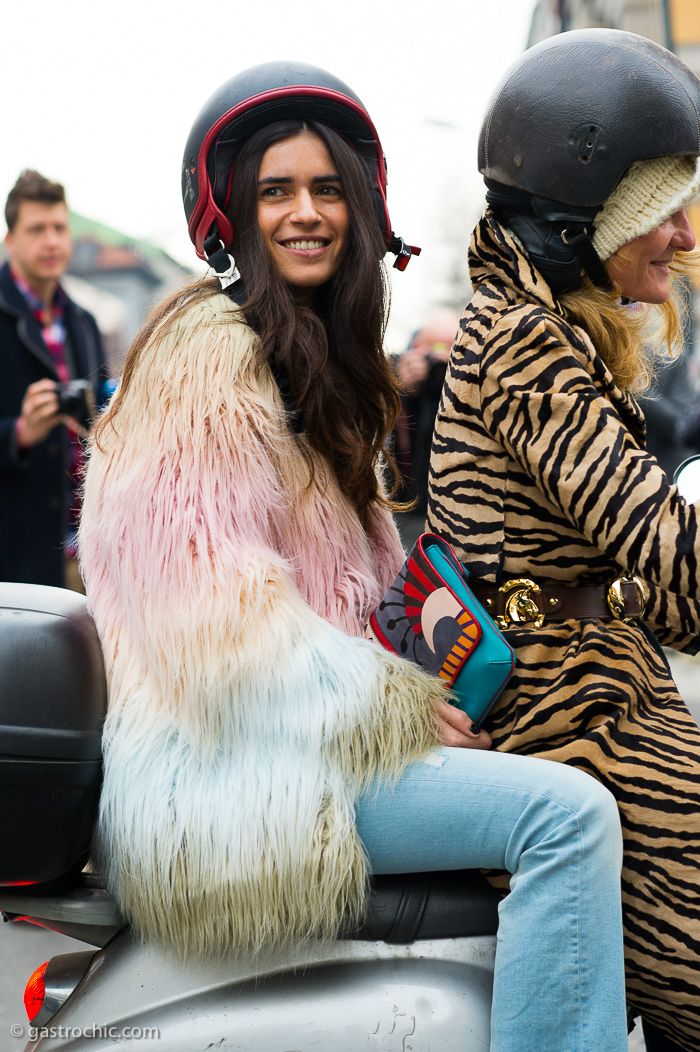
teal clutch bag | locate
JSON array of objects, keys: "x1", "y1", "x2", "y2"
[{"x1": 368, "y1": 533, "x2": 516, "y2": 727}]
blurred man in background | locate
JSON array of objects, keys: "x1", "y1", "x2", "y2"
[
  {"x1": 394, "y1": 307, "x2": 460, "y2": 517},
  {"x1": 0, "y1": 170, "x2": 105, "y2": 589}
]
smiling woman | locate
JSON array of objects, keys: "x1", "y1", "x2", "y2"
[{"x1": 215, "y1": 110, "x2": 398, "y2": 514}]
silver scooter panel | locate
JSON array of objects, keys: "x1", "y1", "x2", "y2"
[{"x1": 20, "y1": 929, "x2": 496, "y2": 1051}]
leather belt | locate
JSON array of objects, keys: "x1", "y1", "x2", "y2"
[{"x1": 470, "y1": 575, "x2": 647, "y2": 629}]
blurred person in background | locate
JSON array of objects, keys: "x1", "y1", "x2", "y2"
[
  {"x1": 676, "y1": 336, "x2": 700, "y2": 455},
  {"x1": 639, "y1": 278, "x2": 699, "y2": 479},
  {"x1": 0, "y1": 170, "x2": 105, "y2": 589},
  {"x1": 678, "y1": 394, "x2": 700, "y2": 454},
  {"x1": 394, "y1": 307, "x2": 459, "y2": 515},
  {"x1": 639, "y1": 360, "x2": 698, "y2": 479}
]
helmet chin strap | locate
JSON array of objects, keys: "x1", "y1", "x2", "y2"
[
  {"x1": 203, "y1": 229, "x2": 241, "y2": 290},
  {"x1": 558, "y1": 224, "x2": 612, "y2": 292},
  {"x1": 485, "y1": 181, "x2": 612, "y2": 295},
  {"x1": 389, "y1": 235, "x2": 421, "y2": 271}
]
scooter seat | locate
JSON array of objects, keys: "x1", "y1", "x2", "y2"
[
  {"x1": 355, "y1": 869, "x2": 500, "y2": 942},
  {"x1": 0, "y1": 869, "x2": 500, "y2": 947}
]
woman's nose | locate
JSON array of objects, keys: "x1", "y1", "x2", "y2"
[
  {"x1": 290, "y1": 189, "x2": 320, "y2": 224},
  {"x1": 671, "y1": 208, "x2": 696, "y2": 252}
]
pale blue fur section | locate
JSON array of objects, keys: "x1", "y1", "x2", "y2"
[{"x1": 97, "y1": 617, "x2": 438, "y2": 957}]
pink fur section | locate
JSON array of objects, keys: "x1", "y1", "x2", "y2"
[{"x1": 81, "y1": 294, "x2": 403, "y2": 644}]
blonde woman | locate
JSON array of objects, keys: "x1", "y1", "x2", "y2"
[{"x1": 428, "y1": 29, "x2": 700, "y2": 1052}]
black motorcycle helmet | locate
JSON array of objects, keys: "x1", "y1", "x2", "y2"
[
  {"x1": 478, "y1": 28, "x2": 700, "y2": 293},
  {"x1": 182, "y1": 60, "x2": 418, "y2": 274}
]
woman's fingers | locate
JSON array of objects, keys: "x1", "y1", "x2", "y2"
[{"x1": 433, "y1": 698, "x2": 493, "y2": 750}]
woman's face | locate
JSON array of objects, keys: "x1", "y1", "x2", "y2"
[
  {"x1": 256, "y1": 131, "x2": 349, "y2": 293},
  {"x1": 607, "y1": 208, "x2": 696, "y2": 303}
]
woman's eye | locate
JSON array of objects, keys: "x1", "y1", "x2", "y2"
[
  {"x1": 318, "y1": 184, "x2": 342, "y2": 197},
  {"x1": 261, "y1": 186, "x2": 284, "y2": 198}
]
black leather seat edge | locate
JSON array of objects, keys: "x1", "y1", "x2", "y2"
[{"x1": 352, "y1": 870, "x2": 500, "y2": 943}]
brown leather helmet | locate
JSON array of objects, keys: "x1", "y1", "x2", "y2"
[{"x1": 478, "y1": 29, "x2": 700, "y2": 291}]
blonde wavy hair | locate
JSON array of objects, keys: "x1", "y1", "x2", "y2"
[{"x1": 559, "y1": 249, "x2": 700, "y2": 393}]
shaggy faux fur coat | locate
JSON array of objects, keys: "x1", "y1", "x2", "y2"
[{"x1": 79, "y1": 291, "x2": 439, "y2": 957}]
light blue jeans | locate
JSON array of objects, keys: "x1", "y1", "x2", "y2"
[{"x1": 355, "y1": 747, "x2": 627, "y2": 1052}]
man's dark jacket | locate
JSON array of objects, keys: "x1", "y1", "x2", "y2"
[{"x1": 0, "y1": 262, "x2": 106, "y2": 586}]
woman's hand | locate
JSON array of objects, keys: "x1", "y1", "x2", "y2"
[{"x1": 434, "y1": 698, "x2": 492, "y2": 750}]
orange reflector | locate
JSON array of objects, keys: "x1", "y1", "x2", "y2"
[{"x1": 24, "y1": 961, "x2": 48, "y2": 1022}]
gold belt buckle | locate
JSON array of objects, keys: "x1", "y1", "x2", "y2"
[
  {"x1": 496, "y1": 578, "x2": 545, "y2": 630},
  {"x1": 606, "y1": 575, "x2": 647, "y2": 622}
]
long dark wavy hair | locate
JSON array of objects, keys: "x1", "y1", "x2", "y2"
[{"x1": 97, "y1": 119, "x2": 404, "y2": 523}]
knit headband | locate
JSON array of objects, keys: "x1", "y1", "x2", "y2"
[{"x1": 592, "y1": 155, "x2": 700, "y2": 261}]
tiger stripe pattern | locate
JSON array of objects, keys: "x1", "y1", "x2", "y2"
[{"x1": 427, "y1": 212, "x2": 700, "y2": 1049}]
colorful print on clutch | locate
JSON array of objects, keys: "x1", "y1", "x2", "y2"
[
  {"x1": 368, "y1": 534, "x2": 516, "y2": 727},
  {"x1": 369, "y1": 544, "x2": 481, "y2": 683}
]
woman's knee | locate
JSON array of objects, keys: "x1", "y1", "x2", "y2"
[
  {"x1": 531, "y1": 759, "x2": 622, "y2": 854},
  {"x1": 584, "y1": 777, "x2": 622, "y2": 849}
]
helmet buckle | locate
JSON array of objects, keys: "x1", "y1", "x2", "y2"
[
  {"x1": 389, "y1": 235, "x2": 421, "y2": 271},
  {"x1": 560, "y1": 225, "x2": 612, "y2": 291},
  {"x1": 204, "y1": 234, "x2": 241, "y2": 289}
]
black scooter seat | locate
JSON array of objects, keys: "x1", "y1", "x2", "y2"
[
  {"x1": 356, "y1": 869, "x2": 500, "y2": 942},
  {"x1": 0, "y1": 869, "x2": 500, "y2": 947}
]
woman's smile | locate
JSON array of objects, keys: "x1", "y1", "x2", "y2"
[
  {"x1": 280, "y1": 238, "x2": 328, "y2": 249},
  {"x1": 276, "y1": 237, "x2": 333, "y2": 258}
]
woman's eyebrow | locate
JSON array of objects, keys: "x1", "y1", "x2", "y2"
[
  {"x1": 258, "y1": 175, "x2": 292, "y2": 185},
  {"x1": 257, "y1": 174, "x2": 342, "y2": 185}
]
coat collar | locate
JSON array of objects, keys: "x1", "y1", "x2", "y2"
[
  {"x1": 469, "y1": 210, "x2": 559, "y2": 313},
  {"x1": 0, "y1": 259, "x2": 32, "y2": 317},
  {"x1": 0, "y1": 260, "x2": 82, "y2": 323},
  {"x1": 0, "y1": 259, "x2": 101, "y2": 383},
  {"x1": 469, "y1": 211, "x2": 647, "y2": 446},
  {"x1": 0, "y1": 261, "x2": 60, "y2": 374}
]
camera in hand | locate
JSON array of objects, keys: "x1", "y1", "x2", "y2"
[{"x1": 56, "y1": 379, "x2": 95, "y2": 429}]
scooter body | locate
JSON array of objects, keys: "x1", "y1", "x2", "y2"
[
  {"x1": 3, "y1": 906, "x2": 496, "y2": 1050},
  {"x1": 1, "y1": 868, "x2": 499, "y2": 1051}
]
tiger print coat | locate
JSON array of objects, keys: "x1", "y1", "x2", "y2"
[{"x1": 427, "y1": 211, "x2": 700, "y2": 1049}]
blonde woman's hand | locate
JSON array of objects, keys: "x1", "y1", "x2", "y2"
[{"x1": 434, "y1": 698, "x2": 492, "y2": 750}]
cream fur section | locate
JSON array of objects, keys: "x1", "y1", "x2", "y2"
[{"x1": 80, "y1": 293, "x2": 439, "y2": 957}]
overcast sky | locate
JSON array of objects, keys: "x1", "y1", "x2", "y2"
[{"x1": 2, "y1": 0, "x2": 536, "y2": 348}]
